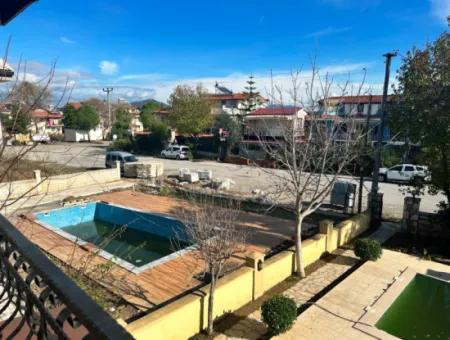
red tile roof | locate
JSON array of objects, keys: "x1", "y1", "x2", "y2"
[
  {"x1": 154, "y1": 109, "x2": 171, "y2": 115},
  {"x1": 68, "y1": 102, "x2": 82, "y2": 110},
  {"x1": 248, "y1": 107, "x2": 299, "y2": 116},
  {"x1": 324, "y1": 95, "x2": 395, "y2": 104},
  {"x1": 32, "y1": 109, "x2": 63, "y2": 119}
]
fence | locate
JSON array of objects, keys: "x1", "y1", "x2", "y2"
[
  {"x1": 0, "y1": 214, "x2": 133, "y2": 339},
  {"x1": 124, "y1": 213, "x2": 370, "y2": 340}
]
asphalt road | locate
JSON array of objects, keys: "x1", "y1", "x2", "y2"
[{"x1": 7, "y1": 142, "x2": 445, "y2": 218}]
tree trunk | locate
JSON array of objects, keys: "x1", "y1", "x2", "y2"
[
  {"x1": 295, "y1": 214, "x2": 306, "y2": 278},
  {"x1": 440, "y1": 147, "x2": 450, "y2": 205},
  {"x1": 207, "y1": 265, "x2": 216, "y2": 335}
]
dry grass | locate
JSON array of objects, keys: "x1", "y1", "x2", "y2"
[{"x1": 0, "y1": 159, "x2": 86, "y2": 182}]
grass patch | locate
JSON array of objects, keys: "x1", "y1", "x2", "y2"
[{"x1": 0, "y1": 159, "x2": 86, "y2": 182}]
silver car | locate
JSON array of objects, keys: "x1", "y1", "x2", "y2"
[
  {"x1": 105, "y1": 151, "x2": 138, "y2": 171},
  {"x1": 160, "y1": 145, "x2": 190, "y2": 160}
]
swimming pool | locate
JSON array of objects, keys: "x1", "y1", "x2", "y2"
[
  {"x1": 34, "y1": 202, "x2": 189, "y2": 273},
  {"x1": 376, "y1": 273, "x2": 450, "y2": 339}
]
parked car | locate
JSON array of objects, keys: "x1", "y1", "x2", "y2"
[
  {"x1": 160, "y1": 145, "x2": 190, "y2": 160},
  {"x1": 105, "y1": 151, "x2": 138, "y2": 171},
  {"x1": 378, "y1": 164, "x2": 429, "y2": 183},
  {"x1": 32, "y1": 134, "x2": 51, "y2": 143}
]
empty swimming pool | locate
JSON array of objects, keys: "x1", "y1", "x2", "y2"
[{"x1": 34, "y1": 202, "x2": 189, "y2": 272}]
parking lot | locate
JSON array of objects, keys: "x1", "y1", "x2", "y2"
[{"x1": 7, "y1": 142, "x2": 445, "y2": 218}]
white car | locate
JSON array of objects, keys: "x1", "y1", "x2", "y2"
[
  {"x1": 160, "y1": 145, "x2": 190, "y2": 160},
  {"x1": 32, "y1": 134, "x2": 51, "y2": 143},
  {"x1": 378, "y1": 164, "x2": 429, "y2": 183}
]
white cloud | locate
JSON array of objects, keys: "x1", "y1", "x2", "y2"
[
  {"x1": 3, "y1": 60, "x2": 384, "y2": 106},
  {"x1": 429, "y1": 0, "x2": 450, "y2": 25},
  {"x1": 99, "y1": 60, "x2": 119, "y2": 75},
  {"x1": 115, "y1": 73, "x2": 168, "y2": 82},
  {"x1": 306, "y1": 27, "x2": 352, "y2": 38},
  {"x1": 143, "y1": 62, "x2": 379, "y2": 104},
  {"x1": 60, "y1": 36, "x2": 75, "y2": 44}
]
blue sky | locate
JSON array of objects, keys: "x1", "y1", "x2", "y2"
[{"x1": 0, "y1": 0, "x2": 448, "y2": 103}]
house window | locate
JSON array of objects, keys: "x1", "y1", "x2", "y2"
[
  {"x1": 357, "y1": 103, "x2": 364, "y2": 113},
  {"x1": 390, "y1": 165, "x2": 403, "y2": 171}
]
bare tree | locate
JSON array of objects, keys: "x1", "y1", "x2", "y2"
[
  {"x1": 250, "y1": 65, "x2": 367, "y2": 277},
  {"x1": 175, "y1": 196, "x2": 246, "y2": 335}
]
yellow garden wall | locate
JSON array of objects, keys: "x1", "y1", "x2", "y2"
[
  {"x1": 302, "y1": 234, "x2": 327, "y2": 267},
  {"x1": 203, "y1": 267, "x2": 254, "y2": 320},
  {"x1": 263, "y1": 251, "x2": 295, "y2": 292},
  {"x1": 127, "y1": 294, "x2": 203, "y2": 340},
  {"x1": 335, "y1": 213, "x2": 370, "y2": 247},
  {"x1": 126, "y1": 213, "x2": 370, "y2": 340}
]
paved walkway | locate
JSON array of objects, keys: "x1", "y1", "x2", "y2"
[
  {"x1": 277, "y1": 249, "x2": 449, "y2": 340},
  {"x1": 214, "y1": 222, "x2": 398, "y2": 340}
]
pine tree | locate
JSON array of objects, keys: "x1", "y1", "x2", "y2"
[{"x1": 239, "y1": 75, "x2": 260, "y2": 136}]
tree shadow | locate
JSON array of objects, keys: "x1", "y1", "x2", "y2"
[
  {"x1": 426, "y1": 269, "x2": 450, "y2": 282},
  {"x1": 215, "y1": 313, "x2": 268, "y2": 340}
]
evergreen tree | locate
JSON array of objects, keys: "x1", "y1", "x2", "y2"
[
  {"x1": 240, "y1": 75, "x2": 260, "y2": 135},
  {"x1": 389, "y1": 32, "x2": 450, "y2": 203}
]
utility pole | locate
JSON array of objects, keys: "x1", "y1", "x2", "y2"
[
  {"x1": 358, "y1": 95, "x2": 373, "y2": 213},
  {"x1": 102, "y1": 87, "x2": 113, "y2": 135},
  {"x1": 369, "y1": 52, "x2": 397, "y2": 227}
]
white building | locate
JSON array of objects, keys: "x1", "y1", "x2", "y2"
[
  {"x1": 30, "y1": 109, "x2": 64, "y2": 136},
  {"x1": 207, "y1": 84, "x2": 268, "y2": 116},
  {"x1": 239, "y1": 107, "x2": 308, "y2": 159},
  {"x1": 318, "y1": 95, "x2": 395, "y2": 142},
  {"x1": 319, "y1": 95, "x2": 394, "y2": 117},
  {"x1": 64, "y1": 126, "x2": 103, "y2": 142},
  {"x1": 245, "y1": 107, "x2": 307, "y2": 138}
]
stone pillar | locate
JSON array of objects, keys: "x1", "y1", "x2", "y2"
[
  {"x1": 115, "y1": 160, "x2": 122, "y2": 179},
  {"x1": 368, "y1": 192, "x2": 383, "y2": 229},
  {"x1": 33, "y1": 169, "x2": 42, "y2": 194},
  {"x1": 402, "y1": 197, "x2": 421, "y2": 235},
  {"x1": 319, "y1": 219, "x2": 335, "y2": 253},
  {"x1": 245, "y1": 252, "x2": 265, "y2": 300}
]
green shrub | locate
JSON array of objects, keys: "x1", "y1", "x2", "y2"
[
  {"x1": 109, "y1": 138, "x2": 133, "y2": 152},
  {"x1": 134, "y1": 125, "x2": 169, "y2": 155},
  {"x1": 261, "y1": 295, "x2": 297, "y2": 335},
  {"x1": 354, "y1": 238, "x2": 382, "y2": 261}
]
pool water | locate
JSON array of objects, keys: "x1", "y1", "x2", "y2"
[
  {"x1": 35, "y1": 202, "x2": 189, "y2": 269},
  {"x1": 376, "y1": 273, "x2": 450, "y2": 340},
  {"x1": 62, "y1": 220, "x2": 188, "y2": 267}
]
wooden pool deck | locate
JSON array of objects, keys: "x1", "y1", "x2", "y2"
[{"x1": 13, "y1": 190, "x2": 301, "y2": 310}]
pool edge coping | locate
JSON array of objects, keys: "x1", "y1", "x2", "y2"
[
  {"x1": 353, "y1": 267, "x2": 416, "y2": 339},
  {"x1": 32, "y1": 200, "x2": 194, "y2": 275}
]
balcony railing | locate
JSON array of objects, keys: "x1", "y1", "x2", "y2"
[{"x1": 0, "y1": 214, "x2": 134, "y2": 339}]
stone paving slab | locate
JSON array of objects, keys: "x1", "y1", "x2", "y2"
[
  {"x1": 213, "y1": 222, "x2": 399, "y2": 340},
  {"x1": 214, "y1": 248, "x2": 359, "y2": 339},
  {"x1": 276, "y1": 250, "x2": 450, "y2": 340}
]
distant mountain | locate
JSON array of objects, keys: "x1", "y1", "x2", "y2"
[{"x1": 131, "y1": 99, "x2": 168, "y2": 109}]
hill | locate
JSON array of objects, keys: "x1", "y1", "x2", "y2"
[{"x1": 131, "y1": 99, "x2": 168, "y2": 109}]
